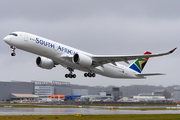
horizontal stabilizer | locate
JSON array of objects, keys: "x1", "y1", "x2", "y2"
[{"x1": 136, "y1": 73, "x2": 165, "y2": 76}]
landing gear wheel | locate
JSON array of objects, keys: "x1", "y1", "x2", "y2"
[
  {"x1": 65, "y1": 74, "x2": 69, "y2": 78},
  {"x1": 92, "y1": 73, "x2": 96, "y2": 77},
  {"x1": 72, "y1": 74, "x2": 76, "y2": 78},
  {"x1": 84, "y1": 73, "x2": 96, "y2": 78},
  {"x1": 88, "y1": 73, "x2": 92, "y2": 77},
  {"x1": 10, "y1": 46, "x2": 16, "y2": 56},
  {"x1": 11, "y1": 53, "x2": 16, "y2": 56},
  {"x1": 68, "y1": 74, "x2": 72, "y2": 78},
  {"x1": 84, "y1": 73, "x2": 88, "y2": 77}
]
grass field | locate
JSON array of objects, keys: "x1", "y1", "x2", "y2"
[{"x1": 0, "y1": 114, "x2": 180, "y2": 120}]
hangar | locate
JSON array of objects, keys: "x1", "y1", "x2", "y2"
[
  {"x1": 0, "y1": 81, "x2": 34, "y2": 102},
  {"x1": 0, "y1": 80, "x2": 72, "y2": 102},
  {"x1": 11, "y1": 93, "x2": 39, "y2": 100}
]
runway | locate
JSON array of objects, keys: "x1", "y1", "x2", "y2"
[{"x1": 0, "y1": 107, "x2": 180, "y2": 115}]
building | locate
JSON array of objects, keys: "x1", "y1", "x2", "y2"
[
  {"x1": 11, "y1": 93, "x2": 39, "y2": 100},
  {"x1": 153, "y1": 89, "x2": 171, "y2": 98},
  {"x1": 0, "y1": 80, "x2": 98, "y2": 102},
  {"x1": 112, "y1": 87, "x2": 120, "y2": 101},
  {"x1": 0, "y1": 80, "x2": 175, "y2": 103},
  {"x1": 133, "y1": 96, "x2": 166, "y2": 102},
  {"x1": 138, "y1": 93, "x2": 153, "y2": 96},
  {"x1": 71, "y1": 89, "x2": 99, "y2": 96},
  {"x1": 34, "y1": 86, "x2": 54, "y2": 97},
  {"x1": 173, "y1": 86, "x2": 180, "y2": 101},
  {"x1": 53, "y1": 81, "x2": 71, "y2": 95},
  {"x1": 33, "y1": 81, "x2": 71, "y2": 97},
  {"x1": 120, "y1": 85, "x2": 156, "y2": 97},
  {"x1": 72, "y1": 89, "x2": 88, "y2": 96},
  {"x1": 0, "y1": 81, "x2": 34, "y2": 102},
  {"x1": 0, "y1": 80, "x2": 72, "y2": 102},
  {"x1": 33, "y1": 81, "x2": 54, "y2": 97}
]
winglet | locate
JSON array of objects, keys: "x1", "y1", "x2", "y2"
[{"x1": 169, "y1": 47, "x2": 177, "y2": 53}]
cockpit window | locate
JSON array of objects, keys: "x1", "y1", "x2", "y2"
[{"x1": 9, "y1": 33, "x2": 18, "y2": 36}]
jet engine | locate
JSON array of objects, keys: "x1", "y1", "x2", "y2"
[
  {"x1": 36, "y1": 56, "x2": 54, "y2": 69},
  {"x1": 73, "y1": 53, "x2": 92, "y2": 67}
]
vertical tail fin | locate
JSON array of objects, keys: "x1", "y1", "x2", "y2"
[{"x1": 129, "y1": 51, "x2": 151, "y2": 73}]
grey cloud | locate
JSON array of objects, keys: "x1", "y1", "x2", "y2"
[
  {"x1": 1, "y1": 0, "x2": 180, "y2": 22},
  {"x1": 0, "y1": 0, "x2": 179, "y2": 87}
]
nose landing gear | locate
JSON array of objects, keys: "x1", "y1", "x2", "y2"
[{"x1": 11, "y1": 46, "x2": 16, "y2": 56}]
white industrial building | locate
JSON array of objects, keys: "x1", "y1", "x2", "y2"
[
  {"x1": 118, "y1": 88, "x2": 172, "y2": 103},
  {"x1": 32, "y1": 81, "x2": 71, "y2": 97},
  {"x1": 133, "y1": 96, "x2": 166, "y2": 102},
  {"x1": 34, "y1": 86, "x2": 54, "y2": 97},
  {"x1": 173, "y1": 86, "x2": 180, "y2": 101}
]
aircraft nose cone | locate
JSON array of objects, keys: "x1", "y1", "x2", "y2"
[{"x1": 3, "y1": 36, "x2": 9, "y2": 43}]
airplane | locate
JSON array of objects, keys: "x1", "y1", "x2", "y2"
[{"x1": 3, "y1": 31, "x2": 177, "y2": 79}]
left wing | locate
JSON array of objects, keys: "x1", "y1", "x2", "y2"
[{"x1": 92, "y1": 47, "x2": 177, "y2": 66}]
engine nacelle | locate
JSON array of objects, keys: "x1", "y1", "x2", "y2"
[
  {"x1": 36, "y1": 56, "x2": 54, "y2": 69},
  {"x1": 73, "y1": 53, "x2": 92, "y2": 67}
]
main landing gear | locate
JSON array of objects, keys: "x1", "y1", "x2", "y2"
[
  {"x1": 65, "y1": 67, "x2": 76, "y2": 78},
  {"x1": 11, "y1": 46, "x2": 16, "y2": 56},
  {"x1": 65, "y1": 73, "x2": 76, "y2": 78},
  {"x1": 84, "y1": 73, "x2": 96, "y2": 78}
]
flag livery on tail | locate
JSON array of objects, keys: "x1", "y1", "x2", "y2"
[{"x1": 129, "y1": 51, "x2": 151, "y2": 73}]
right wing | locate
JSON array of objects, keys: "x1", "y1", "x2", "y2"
[{"x1": 92, "y1": 47, "x2": 177, "y2": 66}]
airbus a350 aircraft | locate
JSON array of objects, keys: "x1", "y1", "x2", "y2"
[{"x1": 3, "y1": 32, "x2": 177, "y2": 79}]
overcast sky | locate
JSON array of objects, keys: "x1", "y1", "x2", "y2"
[{"x1": 0, "y1": 0, "x2": 179, "y2": 87}]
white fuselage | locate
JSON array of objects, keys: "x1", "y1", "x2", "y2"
[{"x1": 3, "y1": 32, "x2": 143, "y2": 79}]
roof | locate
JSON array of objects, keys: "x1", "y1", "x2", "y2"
[
  {"x1": 65, "y1": 95, "x2": 82, "y2": 97},
  {"x1": 174, "y1": 86, "x2": 180, "y2": 90},
  {"x1": 49, "y1": 95, "x2": 65, "y2": 98},
  {"x1": 11, "y1": 93, "x2": 39, "y2": 98},
  {"x1": 153, "y1": 89, "x2": 165, "y2": 93},
  {"x1": 138, "y1": 93, "x2": 153, "y2": 96}
]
